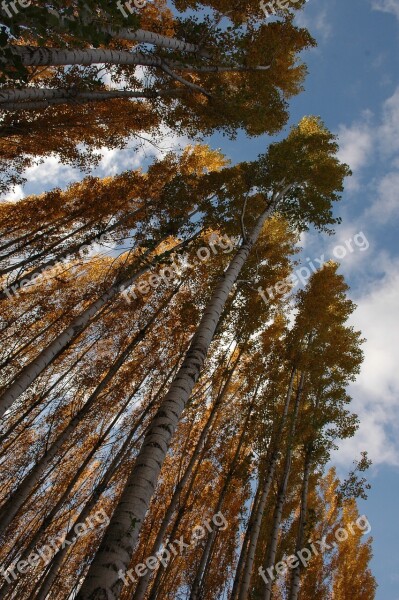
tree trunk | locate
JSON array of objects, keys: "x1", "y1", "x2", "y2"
[
  {"x1": 132, "y1": 354, "x2": 243, "y2": 600},
  {"x1": 0, "y1": 233, "x2": 192, "y2": 415},
  {"x1": 0, "y1": 287, "x2": 178, "y2": 538},
  {"x1": 0, "y1": 310, "x2": 66, "y2": 370},
  {"x1": 189, "y1": 397, "x2": 255, "y2": 600},
  {"x1": 111, "y1": 28, "x2": 208, "y2": 55},
  {"x1": 0, "y1": 87, "x2": 185, "y2": 107},
  {"x1": 0, "y1": 338, "x2": 98, "y2": 452},
  {"x1": 34, "y1": 11, "x2": 207, "y2": 55},
  {"x1": 287, "y1": 445, "x2": 312, "y2": 600},
  {"x1": 230, "y1": 485, "x2": 262, "y2": 600},
  {"x1": 0, "y1": 212, "x2": 79, "y2": 256},
  {"x1": 33, "y1": 415, "x2": 150, "y2": 600},
  {"x1": 0, "y1": 219, "x2": 95, "y2": 277},
  {"x1": 0, "y1": 374, "x2": 151, "y2": 594},
  {"x1": 261, "y1": 373, "x2": 305, "y2": 600},
  {"x1": 75, "y1": 200, "x2": 276, "y2": 600},
  {"x1": 237, "y1": 367, "x2": 297, "y2": 600},
  {"x1": 11, "y1": 46, "x2": 167, "y2": 68},
  {"x1": 0, "y1": 209, "x2": 140, "y2": 295}
]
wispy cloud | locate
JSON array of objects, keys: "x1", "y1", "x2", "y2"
[
  {"x1": 295, "y1": 4, "x2": 333, "y2": 41},
  {"x1": 372, "y1": 0, "x2": 399, "y2": 20}
]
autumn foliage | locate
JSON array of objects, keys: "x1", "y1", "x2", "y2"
[{"x1": 0, "y1": 4, "x2": 375, "y2": 600}]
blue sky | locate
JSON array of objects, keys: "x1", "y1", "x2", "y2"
[{"x1": 4, "y1": 0, "x2": 399, "y2": 596}]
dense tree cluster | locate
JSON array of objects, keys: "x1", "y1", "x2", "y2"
[{"x1": 0, "y1": 3, "x2": 376, "y2": 600}]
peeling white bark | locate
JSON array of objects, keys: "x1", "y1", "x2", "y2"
[{"x1": 114, "y1": 29, "x2": 210, "y2": 57}]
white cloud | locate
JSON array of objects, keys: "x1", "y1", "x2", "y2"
[
  {"x1": 295, "y1": 4, "x2": 332, "y2": 41},
  {"x1": 367, "y1": 171, "x2": 399, "y2": 223},
  {"x1": 372, "y1": 0, "x2": 399, "y2": 20},
  {"x1": 335, "y1": 86, "x2": 399, "y2": 211},
  {"x1": 334, "y1": 258, "x2": 399, "y2": 468},
  {"x1": 2, "y1": 127, "x2": 189, "y2": 201},
  {"x1": 337, "y1": 121, "x2": 374, "y2": 190},
  {"x1": 378, "y1": 86, "x2": 399, "y2": 155},
  {"x1": 1, "y1": 184, "x2": 24, "y2": 203}
]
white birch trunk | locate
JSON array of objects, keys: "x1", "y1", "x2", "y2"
[
  {"x1": 114, "y1": 29, "x2": 209, "y2": 56},
  {"x1": 42, "y1": 11, "x2": 207, "y2": 55},
  {"x1": 75, "y1": 203, "x2": 274, "y2": 600},
  {"x1": 132, "y1": 359, "x2": 240, "y2": 600},
  {"x1": 0, "y1": 88, "x2": 183, "y2": 110},
  {"x1": 262, "y1": 373, "x2": 305, "y2": 600},
  {"x1": 288, "y1": 447, "x2": 312, "y2": 600},
  {"x1": 35, "y1": 355, "x2": 185, "y2": 599},
  {"x1": 0, "y1": 234, "x2": 192, "y2": 415},
  {"x1": 11, "y1": 46, "x2": 163, "y2": 67},
  {"x1": 0, "y1": 376, "x2": 149, "y2": 596},
  {"x1": 0, "y1": 267, "x2": 144, "y2": 417},
  {"x1": 0, "y1": 290, "x2": 175, "y2": 537},
  {"x1": 237, "y1": 368, "x2": 297, "y2": 600}
]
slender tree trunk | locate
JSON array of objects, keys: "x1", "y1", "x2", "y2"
[
  {"x1": 147, "y1": 455, "x2": 206, "y2": 600},
  {"x1": 261, "y1": 373, "x2": 305, "y2": 600},
  {"x1": 0, "y1": 209, "x2": 140, "y2": 295},
  {"x1": 75, "y1": 200, "x2": 277, "y2": 600},
  {"x1": 0, "y1": 214, "x2": 76, "y2": 256},
  {"x1": 0, "y1": 88, "x2": 186, "y2": 111},
  {"x1": 230, "y1": 485, "x2": 262, "y2": 600},
  {"x1": 136, "y1": 442, "x2": 207, "y2": 600},
  {"x1": 0, "y1": 220, "x2": 95, "y2": 277},
  {"x1": 0, "y1": 339, "x2": 98, "y2": 452},
  {"x1": 0, "y1": 233, "x2": 192, "y2": 415},
  {"x1": 25, "y1": 13, "x2": 206, "y2": 54},
  {"x1": 34, "y1": 349, "x2": 185, "y2": 600},
  {"x1": 0, "y1": 311, "x2": 66, "y2": 370},
  {"x1": 132, "y1": 354, "x2": 243, "y2": 600},
  {"x1": 237, "y1": 367, "x2": 297, "y2": 600},
  {"x1": 0, "y1": 375, "x2": 150, "y2": 592},
  {"x1": 11, "y1": 46, "x2": 167, "y2": 68},
  {"x1": 7, "y1": 45, "x2": 262, "y2": 72},
  {"x1": 108, "y1": 28, "x2": 208, "y2": 55},
  {"x1": 189, "y1": 397, "x2": 255, "y2": 600},
  {"x1": 0, "y1": 223, "x2": 51, "y2": 256},
  {"x1": 0, "y1": 287, "x2": 178, "y2": 537},
  {"x1": 34, "y1": 428, "x2": 145, "y2": 600},
  {"x1": 287, "y1": 445, "x2": 312, "y2": 600}
]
